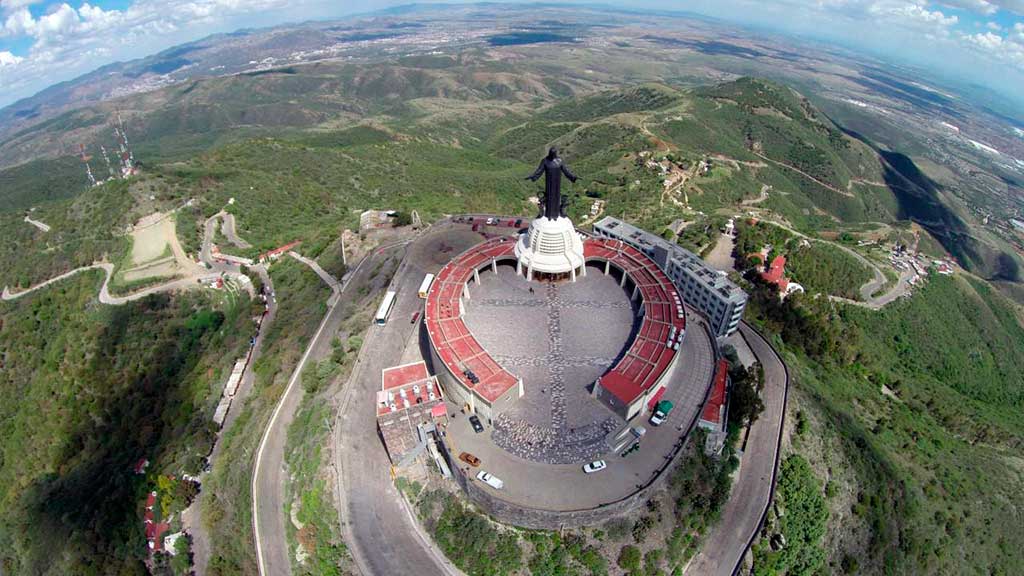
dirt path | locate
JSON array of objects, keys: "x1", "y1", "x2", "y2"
[
  {"x1": 741, "y1": 184, "x2": 771, "y2": 206},
  {"x1": 752, "y1": 151, "x2": 854, "y2": 198},
  {"x1": 757, "y1": 218, "x2": 895, "y2": 305},
  {"x1": 1, "y1": 263, "x2": 229, "y2": 305},
  {"x1": 288, "y1": 251, "x2": 341, "y2": 294},
  {"x1": 24, "y1": 216, "x2": 51, "y2": 232}
]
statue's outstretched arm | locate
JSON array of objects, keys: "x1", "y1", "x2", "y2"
[
  {"x1": 561, "y1": 164, "x2": 578, "y2": 183},
  {"x1": 526, "y1": 161, "x2": 545, "y2": 181}
]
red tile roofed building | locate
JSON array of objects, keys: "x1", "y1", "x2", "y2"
[
  {"x1": 142, "y1": 491, "x2": 171, "y2": 553},
  {"x1": 760, "y1": 255, "x2": 790, "y2": 291},
  {"x1": 699, "y1": 359, "x2": 730, "y2": 432},
  {"x1": 377, "y1": 361, "x2": 445, "y2": 465},
  {"x1": 258, "y1": 240, "x2": 302, "y2": 263}
]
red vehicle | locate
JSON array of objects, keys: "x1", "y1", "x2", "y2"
[{"x1": 410, "y1": 311, "x2": 421, "y2": 324}]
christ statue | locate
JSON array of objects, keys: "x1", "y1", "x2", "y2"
[{"x1": 526, "y1": 147, "x2": 578, "y2": 220}]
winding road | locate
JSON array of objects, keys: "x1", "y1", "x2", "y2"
[
  {"x1": 252, "y1": 236, "x2": 419, "y2": 576},
  {"x1": 686, "y1": 322, "x2": 789, "y2": 576}
]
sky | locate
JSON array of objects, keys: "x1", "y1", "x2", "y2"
[{"x1": 0, "y1": 0, "x2": 1023, "y2": 110}]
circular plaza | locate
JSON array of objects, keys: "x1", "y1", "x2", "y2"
[{"x1": 420, "y1": 223, "x2": 718, "y2": 517}]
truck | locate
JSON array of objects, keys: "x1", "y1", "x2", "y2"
[{"x1": 649, "y1": 400, "x2": 674, "y2": 426}]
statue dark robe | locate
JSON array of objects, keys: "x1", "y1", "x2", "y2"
[{"x1": 527, "y1": 148, "x2": 578, "y2": 220}]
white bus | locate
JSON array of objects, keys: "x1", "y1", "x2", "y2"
[
  {"x1": 418, "y1": 273, "x2": 435, "y2": 299},
  {"x1": 375, "y1": 290, "x2": 397, "y2": 325}
]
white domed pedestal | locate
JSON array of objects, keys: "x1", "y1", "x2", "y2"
[{"x1": 514, "y1": 216, "x2": 586, "y2": 282}]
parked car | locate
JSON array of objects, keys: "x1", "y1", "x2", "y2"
[
  {"x1": 514, "y1": 219, "x2": 523, "y2": 227},
  {"x1": 476, "y1": 470, "x2": 504, "y2": 490},
  {"x1": 649, "y1": 400, "x2": 674, "y2": 426},
  {"x1": 631, "y1": 425, "x2": 647, "y2": 439},
  {"x1": 410, "y1": 311, "x2": 420, "y2": 324},
  {"x1": 485, "y1": 217, "x2": 496, "y2": 225},
  {"x1": 583, "y1": 460, "x2": 607, "y2": 474},
  {"x1": 459, "y1": 452, "x2": 481, "y2": 467},
  {"x1": 469, "y1": 415, "x2": 485, "y2": 433}
]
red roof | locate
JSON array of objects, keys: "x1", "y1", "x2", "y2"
[
  {"x1": 425, "y1": 235, "x2": 685, "y2": 408},
  {"x1": 146, "y1": 522, "x2": 170, "y2": 551},
  {"x1": 382, "y1": 362, "x2": 430, "y2": 390},
  {"x1": 259, "y1": 240, "x2": 302, "y2": 260},
  {"x1": 424, "y1": 237, "x2": 522, "y2": 403},
  {"x1": 431, "y1": 403, "x2": 448, "y2": 419},
  {"x1": 701, "y1": 359, "x2": 729, "y2": 426},
  {"x1": 585, "y1": 238, "x2": 686, "y2": 405},
  {"x1": 760, "y1": 255, "x2": 789, "y2": 290}
]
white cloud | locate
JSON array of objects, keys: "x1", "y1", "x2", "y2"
[
  {"x1": 0, "y1": 48, "x2": 21, "y2": 64},
  {"x1": 0, "y1": 0, "x2": 42, "y2": 16},
  {"x1": 987, "y1": 21, "x2": 1003, "y2": 30},
  {"x1": 936, "y1": 0, "x2": 998, "y2": 15}
]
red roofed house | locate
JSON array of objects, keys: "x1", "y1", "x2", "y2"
[
  {"x1": 699, "y1": 359, "x2": 730, "y2": 432},
  {"x1": 760, "y1": 255, "x2": 790, "y2": 291},
  {"x1": 699, "y1": 359, "x2": 731, "y2": 455},
  {"x1": 142, "y1": 491, "x2": 171, "y2": 553}
]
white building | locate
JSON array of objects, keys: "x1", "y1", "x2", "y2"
[{"x1": 593, "y1": 216, "x2": 747, "y2": 338}]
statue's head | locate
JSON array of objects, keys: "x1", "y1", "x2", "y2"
[{"x1": 547, "y1": 146, "x2": 559, "y2": 160}]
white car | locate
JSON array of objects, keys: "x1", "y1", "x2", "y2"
[
  {"x1": 476, "y1": 470, "x2": 504, "y2": 490},
  {"x1": 485, "y1": 217, "x2": 496, "y2": 225},
  {"x1": 583, "y1": 460, "x2": 607, "y2": 474}
]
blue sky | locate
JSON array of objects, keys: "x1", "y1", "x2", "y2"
[{"x1": 1, "y1": 0, "x2": 1022, "y2": 110}]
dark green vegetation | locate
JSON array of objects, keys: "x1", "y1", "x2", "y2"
[
  {"x1": 745, "y1": 273, "x2": 1024, "y2": 573},
  {"x1": 0, "y1": 155, "x2": 90, "y2": 210},
  {"x1": 417, "y1": 490, "x2": 523, "y2": 576},
  {"x1": 752, "y1": 456, "x2": 829, "y2": 575},
  {"x1": 285, "y1": 400, "x2": 349, "y2": 576},
  {"x1": 203, "y1": 259, "x2": 330, "y2": 575},
  {"x1": 734, "y1": 219, "x2": 874, "y2": 300},
  {"x1": 0, "y1": 275, "x2": 252, "y2": 574}
]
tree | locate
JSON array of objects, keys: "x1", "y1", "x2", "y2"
[
  {"x1": 728, "y1": 363, "x2": 765, "y2": 428},
  {"x1": 618, "y1": 545, "x2": 641, "y2": 572},
  {"x1": 393, "y1": 211, "x2": 413, "y2": 226}
]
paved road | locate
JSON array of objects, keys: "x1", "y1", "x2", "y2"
[
  {"x1": 333, "y1": 226, "x2": 468, "y2": 576},
  {"x1": 4, "y1": 208, "x2": 255, "y2": 305},
  {"x1": 1, "y1": 262, "x2": 235, "y2": 305},
  {"x1": 253, "y1": 238, "x2": 415, "y2": 576},
  {"x1": 220, "y1": 212, "x2": 253, "y2": 249},
  {"x1": 686, "y1": 322, "x2": 788, "y2": 576}
]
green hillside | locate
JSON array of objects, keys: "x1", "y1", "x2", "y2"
[
  {"x1": 0, "y1": 279, "x2": 253, "y2": 573},
  {"x1": 744, "y1": 273, "x2": 1024, "y2": 574}
]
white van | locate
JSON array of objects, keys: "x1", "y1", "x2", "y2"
[{"x1": 476, "y1": 470, "x2": 504, "y2": 490}]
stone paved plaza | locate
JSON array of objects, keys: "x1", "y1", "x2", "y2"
[{"x1": 463, "y1": 263, "x2": 637, "y2": 463}]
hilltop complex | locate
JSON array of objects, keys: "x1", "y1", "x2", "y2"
[
  {"x1": 593, "y1": 217, "x2": 747, "y2": 338},
  {"x1": 370, "y1": 204, "x2": 739, "y2": 527}
]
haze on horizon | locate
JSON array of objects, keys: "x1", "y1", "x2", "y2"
[{"x1": 0, "y1": 0, "x2": 1022, "y2": 114}]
